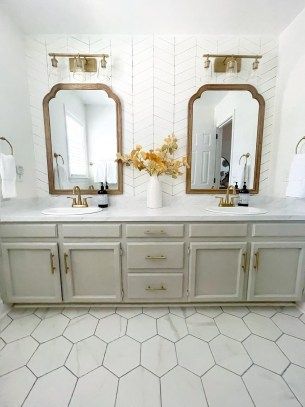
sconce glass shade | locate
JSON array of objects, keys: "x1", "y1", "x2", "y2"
[
  {"x1": 204, "y1": 56, "x2": 211, "y2": 69},
  {"x1": 51, "y1": 55, "x2": 58, "y2": 68},
  {"x1": 223, "y1": 57, "x2": 238, "y2": 82},
  {"x1": 100, "y1": 55, "x2": 107, "y2": 69}
]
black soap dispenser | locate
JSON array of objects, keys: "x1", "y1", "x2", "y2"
[
  {"x1": 238, "y1": 182, "x2": 249, "y2": 207},
  {"x1": 97, "y1": 182, "x2": 109, "y2": 208}
]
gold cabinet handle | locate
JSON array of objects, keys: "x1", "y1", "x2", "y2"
[
  {"x1": 253, "y1": 251, "x2": 259, "y2": 271},
  {"x1": 64, "y1": 253, "x2": 69, "y2": 273},
  {"x1": 50, "y1": 252, "x2": 56, "y2": 274},
  {"x1": 242, "y1": 252, "x2": 247, "y2": 272},
  {"x1": 145, "y1": 255, "x2": 167, "y2": 260},
  {"x1": 145, "y1": 285, "x2": 167, "y2": 291},
  {"x1": 144, "y1": 230, "x2": 165, "y2": 235}
]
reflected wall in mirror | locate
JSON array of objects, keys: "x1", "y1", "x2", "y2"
[
  {"x1": 186, "y1": 84, "x2": 265, "y2": 194},
  {"x1": 43, "y1": 83, "x2": 122, "y2": 194}
]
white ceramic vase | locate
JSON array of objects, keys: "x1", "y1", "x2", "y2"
[{"x1": 147, "y1": 174, "x2": 162, "y2": 209}]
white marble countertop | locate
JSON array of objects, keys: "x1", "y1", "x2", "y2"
[{"x1": 1, "y1": 194, "x2": 305, "y2": 222}]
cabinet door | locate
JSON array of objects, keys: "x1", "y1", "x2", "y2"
[
  {"x1": 247, "y1": 242, "x2": 305, "y2": 301},
  {"x1": 2, "y1": 243, "x2": 62, "y2": 303},
  {"x1": 62, "y1": 243, "x2": 121, "y2": 302},
  {"x1": 189, "y1": 242, "x2": 247, "y2": 301}
]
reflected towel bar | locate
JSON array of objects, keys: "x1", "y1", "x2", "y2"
[
  {"x1": 295, "y1": 137, "x2": 305, "y2": 154},
  {"x1": 0, "y1": 137, "x2": 13, "y2": 155}
]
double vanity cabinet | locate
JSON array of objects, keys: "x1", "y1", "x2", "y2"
[{"x1": 0, "y1": 220, "x2": 304, "y2": 305}]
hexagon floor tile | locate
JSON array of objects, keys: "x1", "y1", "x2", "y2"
[{"x1": 0, "y1": 306, "x2": 304, "y2": 406}]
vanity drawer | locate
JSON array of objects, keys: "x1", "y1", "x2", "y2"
[
  {"x1": 127, "y1": 242, "x2": 184, "y2": 269},
  {"x1": 127, "y1": 273, "x2": 183, "y2": 299},
  {"x1": 189, "y1": 223, "x2": 248, "y2": 237},
  {"x1": 252, "y1": 223, "x2": 305, "y2": 237},
  {"x1": 62, "y1": 224, "x2": 121, "y2": 238},
  {"x1": 0, "y1": 224, "x2": 57, "y2": 238},
  {"x1": 126, "y1": 224, "x2": 184, "y2": 238}
]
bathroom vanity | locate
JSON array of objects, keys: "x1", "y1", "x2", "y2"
[{"x1": 0, "y1": 197, "x2": 304, "y2": 306}]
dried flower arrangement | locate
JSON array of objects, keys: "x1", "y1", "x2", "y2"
[{"x1": 116, "y1": 135, "x2": 189, "y2": 178}]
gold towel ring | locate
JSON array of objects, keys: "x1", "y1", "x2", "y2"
[
  {"x1": 295, "y1": 136, "x2": 305, "y2": 154},
  {"x1": 239, "y1": 153, "x2": 250, "y2": 165},
  {"x1": 0, "y1": 137, "x2": 13, "y2": 155}
]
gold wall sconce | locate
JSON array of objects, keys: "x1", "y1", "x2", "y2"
[
  {"x1": 49, "y1": 53, "x2": 109, "y2": 73},
  {"x1": 203, "y1": 54, "x2": 262, "y2": 75}
]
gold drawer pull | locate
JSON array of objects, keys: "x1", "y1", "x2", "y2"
[
  {"x1": 50, "y1": 252, "x2": 56, "y2": 274},
  {"x1": 145, "y1": 255, "x2": 167, "y2": 260},
  {"x1": 64, "y1": 252, "x2": 69, "y2": 273},
  {"x1": 144, "y1": 230, "x2": 165, "y2": 235},
  {"x1": 254, "y1": 251, "x2": 259, "y2": 271},
  {"x1": 145, "y1": 285, "x2": 167, "y2": 291},
  {"x1": 242, "y1": 252, "x2": 247, "y2": 272}
]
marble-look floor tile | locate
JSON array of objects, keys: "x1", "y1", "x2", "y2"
[
  {"x1": 28, "y1": 336, "x2": 72, "y2": 377},
  {"x1": 116, "y1": 307, "x2": 142, "y2": 319},
  {"x1": 35, "y1": 307, "x2": 64, "y2": 319},
  {"x1": 176, "y1": 335, "x2": 214, "y2": 376},
  {"x1": 70, "y1": 366, "x2": 118, "y2": 407},
  {"x1": 283, "y1": 364, "x2": 305, "y2": 406},
  {"x1": 222, "y1": 306, "x2": 249, "y2": 318},
  {"x1": 170, "y1": 306, "x2": 196, "y2": 318},
  {"x1": 0, "y1": 316, "x2": 12, "y2": 333},
  {"x1": 202, "y1": 365, "x2": 253, "y2": 407},
  {"x1": 210, "y1": 335, "x2": 251, "y2": 375},
  {"x1": 162, "y1": 366, "x2": 207, "y2": 407},
  {"x1": 248, "y1": 306, "x2": 279, "y2": 318},
  {"x1": 8, "y1": 308, "x2": 36, "y2": 319},
  {"x1": 23, "y1": 367, "x2": 77, "y2": 407},
  {"x1": 142, "y1": 335, "x2": 176, "y2": 376},
  {"x1": 277, "y1": 334, "x2": 305, "y2": 368},
  {"x1": 279, "y1": 306, "x2": 303, "y2": 318},
  {"x1": 116, "y1": 366, "x2": 161, "y2": 407},
  {"x1": 0, "y1": 336, "x2": 38, "y2": 376},
  {"x1": 0, "y1": 315, "x2": 40, "y2": 343},
  {"x1": 143, "y1": 307, "x2": 169, "y2": 318},
  {"x1": 158, "y1": 314, "x2": 188, "y2": 342},
  {"x1": 65, "y1": 336, "x2": 106, "y2": 377},
  {"x1": 215, "y1": 313, "x2": 250, "y2": 341},
  {"x1": 196, "y1": 306, "x2": 222, "y2": 318},
  {"x1": 127, "y1": 314, "x2": 156, "y2": 342},
  {"x1": 301, "y1": 313, "x2": 305, "y2": 324},
  {"x1": 243, "y1": 365, "x2": 299, "y2": 407},
  {"x1": 186, "y1": 313, "x2": 219, "y2": 341},
  {"x1": 244, "y1": 335, "x2": 289, "y2": 374},
  {"x1": 272, "y1": 313, "x2": 305, "y2": 340},
  {"x1": 89, "y1": 307, "x2": 116, "y2": 319},
  {"x1": 103, "y1": 336, "x2": 140, "y2": 377},
  {"x1": 0, "y1": 338, "x2": 5, "y2": 351},
  {"x1": 63, "y1": 314, "x2": 97, "y2": 343},
  {"x1": 0, "y1": 367, "x2": 35, "y2": 407},
  {"x1": 32, "y1": 314, "x2": 69, "y2": 343},
  {"x1": 244, "y1": 312, "x2": 282, "y2": 341},
  {"x1": 95, "y1": 314, "x2": 127, "y2": 342},
  {"x1": 62, "y1": 307, "x2": 89, "y2": 319}
]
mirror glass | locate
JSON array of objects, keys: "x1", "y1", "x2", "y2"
[
  {"x1": 189, "y1": 88, "x2": 262, "y2": 192},
  {"x1": 46, "y1": 87, "x2": 121, "y2": 193}
]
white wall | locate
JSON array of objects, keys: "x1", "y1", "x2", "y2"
[
  {"x1": 26, "y1": 35, "x2": 278, "y2": 197},
  {"x1": 0, "y1": 10, "x2": 36, "y2": 199},
  {"x1": 272, "y1": 8, "x2": 305, "y2": 196}
]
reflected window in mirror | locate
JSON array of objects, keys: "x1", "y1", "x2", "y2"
[
  {"x1": 186, "y1": 84, "x2": 265, "y2": 194},
  {"x1": 43, "y1": 83, "x2": 123, "y2": 195}
]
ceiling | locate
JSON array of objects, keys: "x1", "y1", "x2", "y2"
[{"x1": 1, "y1": 0, "x2": 305, "y2": 35}]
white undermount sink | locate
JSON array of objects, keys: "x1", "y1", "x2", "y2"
[
  {"x1": 204, "y1": 206, "x2": 268, "y2": 215},
  {"x1": 41, "y1": 207, "x2": 103, "y2": 216}
]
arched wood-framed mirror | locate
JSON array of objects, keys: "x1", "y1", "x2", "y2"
[
  {"x1": 186, "y1": 84, "x2": 265, "y2": 194},
  {"x1": 43, "y1": 83, "x2": 123, "y2": 195}
]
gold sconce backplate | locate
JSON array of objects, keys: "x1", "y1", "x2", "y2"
[
  {"x1": 214, "y1": 56, "x2": 241, "y2": 73},
  {"x1": 69, "y1": 57, "x2": 97, "y2": 73}
]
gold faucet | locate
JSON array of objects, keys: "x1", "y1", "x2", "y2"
[
  {"x1": 216, "y1": 185, "x2": 238, "y2": 207},
  {"x1": 68, "y1": 186, "x2": 90, "y2": 208}
]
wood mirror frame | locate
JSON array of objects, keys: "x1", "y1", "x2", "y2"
[
  {"x1": 43, "y1": 83, "x2": 123, "y2": 195},
  {"x1": 186, "y1": 84, "x2": 265, "y2": 194}
]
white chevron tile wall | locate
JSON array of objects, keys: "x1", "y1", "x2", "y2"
[{"x1": 25, "y1": 35, "x2": 278, "y2": 197}]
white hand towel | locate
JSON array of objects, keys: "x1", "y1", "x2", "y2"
[
  {"x1": 94, "y1": 161, "x2": 107, "y2": 183},
  {"x1": 106, "y1": 161, "x2": 117, "y2": 184},
  {"x1": 0, "y1": 153, "x2": 16, "y2": 198},
  {"x1": 237, "y1": 163, "x2": 250, "y2": 187},
  {"x1": 286, "y1": 154, "x2": 305, "y2": 198}
]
